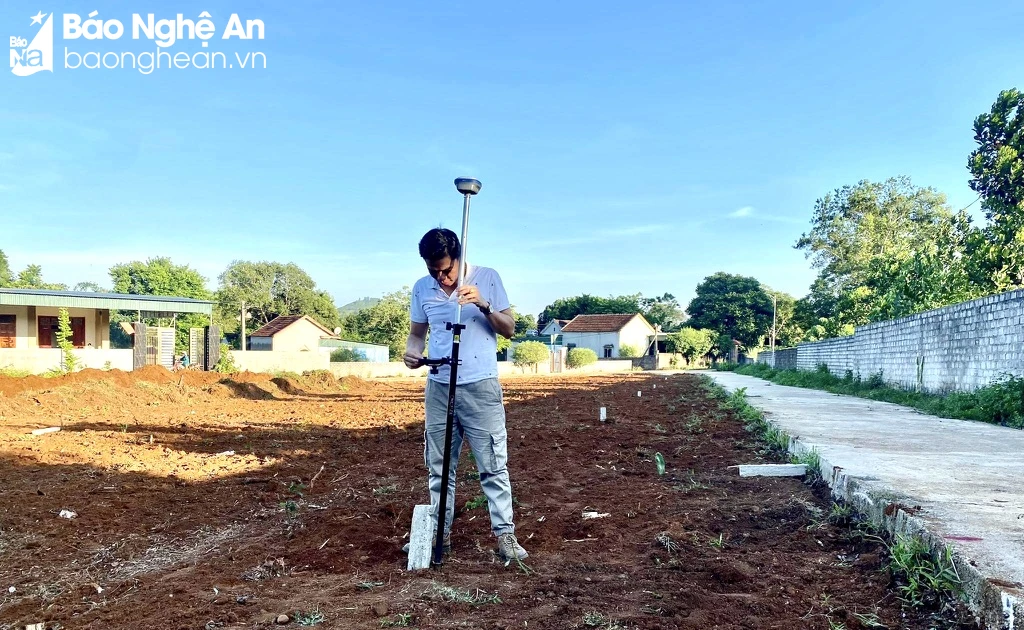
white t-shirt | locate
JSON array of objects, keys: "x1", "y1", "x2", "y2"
[{"x1": 410, "y1": 264, "x2": 510, "y2": 385}]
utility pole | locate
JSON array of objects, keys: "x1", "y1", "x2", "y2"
[
  {"x1": 771, "y1": 293, "x2": 777, "y2": 355},
  {"x1": 240, "y1": 300, "x2": 247, "y2": 352}
]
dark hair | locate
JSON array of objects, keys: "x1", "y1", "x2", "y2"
[{"x1": 418, "y1": 228, "x2": 461, "y2": 262}]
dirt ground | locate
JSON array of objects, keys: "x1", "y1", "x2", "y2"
[{"x1": 0, "y1": 368, "x2": 977, "y2": 630}]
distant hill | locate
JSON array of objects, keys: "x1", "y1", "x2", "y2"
[{"x1": 338, "y1": 297, "x2": 381, "y2": 315}]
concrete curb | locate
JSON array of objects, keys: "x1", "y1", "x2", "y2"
[
  {"x1": 711, "y1": 376, "x2": 1022, "y2": 629},
  {"x1": 792, "y1": 439, "x2": 1021, "y2": 630}
]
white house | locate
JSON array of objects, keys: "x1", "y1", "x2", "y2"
[
  {"x1": 248, "y1": 315, "x2": 338, "y2": 352},
  {"x1": 539, "y1": 319, "x2": 571, "y2": 336},
  {"x1": 560, "y1": 313, "x2": 656, "y2": 358}
]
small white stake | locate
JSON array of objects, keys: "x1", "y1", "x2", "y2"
[{"x1": 599, "y1": 407, "x2": 607, "y2": 421}]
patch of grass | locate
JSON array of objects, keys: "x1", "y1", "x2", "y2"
[
  {"x1": 581, "y1": 611, "x2": 624, "y2": 629},
  {"x1": 734, "y1": 363, "x2": 1024, "y2": 429},
  {"x1": 790, "y1": 448, "x2": 823, "y2": 479},
  {"x1": 0, "y1": 366, "x2": 31, "y2": 377},
  {"x1": 887, "y1": 534, "x2": 962, "y2": 608},
  {"x1": 423, "y1": 581, "x2": 501, "y2": 605}
]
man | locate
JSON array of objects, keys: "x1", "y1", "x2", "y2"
[{"x1": 403, "y1": 227, "x2": 528, "y2": 562}]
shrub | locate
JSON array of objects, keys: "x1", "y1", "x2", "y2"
[
  {"x1": 618, "y1": 343, "x2": 640, "y2": 358},
  {"x1": 567, "y1": 347, "x2": 597, "y2": 369},
  {"x1": 330, "y1": 347, "x2": 366, "y2": 362},
  {"x1": 512, "y1": 341, "x2": 549, "y2": 370},
  {"x1": 55, "y1": 307, "x2": 80, "y2": 374},
  {"x1": 214, "y1": 343, "x2": 239, "y2": 373}
]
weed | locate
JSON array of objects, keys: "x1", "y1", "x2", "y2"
[
  {"x1": 423, "y1": 581, "x2": 501, "y2": 605},
  {"x1": 581, "y1": 611, "x2": 624, "y2": 629},
  {"x1": 373, "y1": 484, "x2": 398, "y2": 497},
  {"x1": 463, "y1": 495, "x2": 487, "y2": 511},
  {"x1": 294, "y1": 607, "x2": 325, "y2": 626},
  {"x1": 280, "y1": 500, "x2": 299, "y2": 517},
  {"x1": 655, "y1": 532, "x2": 680, "y2": 553},
  {"x1": 288, "y1": 482, "x2": 307, "y2": 497},
  {"x1": 685, "y1": 417, "x2": 704, "y2": 434},
  {"x1": 357, "y1": 581, "x2": 385, "y2": 590},
  {"x1": 380, "y1": 614, "x2": 413, "y2": 628},
  {"x1": 708, "y1": 533, "x2": 725, "y2": 549},
  {"x1": 828, "y1": 502, "x2": 854, "y2": 526},
  {"x1": 887, "y1": 534, "x2": 961, "y2": 608},
  {"x1": 653, "y1": 423, "x2": 667, "y2": 434},
  {"x1": 790, "y1": 448, "x2": 822, "y2": 478},
  {"x1": 852, "y1": 612, "x2": 886, "y2": 628}
]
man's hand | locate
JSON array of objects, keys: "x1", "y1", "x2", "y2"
[
  {"x1": 457, "y1": 285, "x2": 488, "y2": 310},
  {"x1": 403, "y1": 350, "x2": 424, "y2": 369}
]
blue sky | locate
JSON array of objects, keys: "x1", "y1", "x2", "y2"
[{"x1": 2, "y1": 1, "x2": 1022, "y2": 319}]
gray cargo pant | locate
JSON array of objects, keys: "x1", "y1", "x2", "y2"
[{"x1": 424, "y1": 377, "x2": 515, "y2": 537}]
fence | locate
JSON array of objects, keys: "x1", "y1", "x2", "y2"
[{"x1": 757, "y1": 289, "x2": 1024, "y2": 392}]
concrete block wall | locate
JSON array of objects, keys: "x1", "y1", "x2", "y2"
[
  {"x1": 757, "y1": 348, "x2": 797, "y2": 370},
  {"x1": 781, "y1": 289, "x2": 1024, "y2": 393}
]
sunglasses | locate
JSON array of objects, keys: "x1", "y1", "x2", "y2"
[{"x1": 428, "y1": 259, "x2": 457, "y2": 279}]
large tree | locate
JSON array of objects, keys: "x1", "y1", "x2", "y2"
[
  {"x1": 968, "y1": 88, "x2": 1024, "y2": 290},
  {"x1": 794, "y1": 177, "x2": 976, "y2": 334},
  {"x1": 340, "y1": 288, "x2": 411, "y2": 361},
  {"x1": 109, "y1": 257, "x2": 211, "y2": 351},
  {"x1": 215, "y1": 261, "x2": 341, "y2": 338},
  {"x1": 538, "y1": 293, "x2": 642, "y2": 330},
  {"x1": 640, "y1": 293, "x2": 687, "y2": 331},
  {"x1": 762, "y1": 288, "x2": 802, "y2": 348},
  {"x1": 686, "y1": 273, "x2": 773, "y2": 349}
]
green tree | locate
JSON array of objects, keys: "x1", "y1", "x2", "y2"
[
  {"x1": 513, "y1": 310, "x2": 537, "y2": 338},
  {"x1": 512, "y1": 340, "x2": 549, "y2": 371},
  {"x1": 794, "y1": 177, "x2": 975, "y2": 333},
  {"x1": 73, "y1": 281, "x2": 107, "y2": 292},
  {"x1": 640, "y1": 293, "x2": 687, "y2": 331},
  {"x1": 330, "y1": 347, "x2": 366, "y2": 362},
  {"x1": 538, "y1": 294, "x2": 641, "y2": 330},
  {"x1": 0, "y1": 250, "x2": 12, "y2": 286},
  {"x1": 761, "y1": 288, "x2": 802, "y2": 348},
  {"x1": 566, "y1": 347, "x2": 597, "y2": 369},
  {"x1": 968, "y1": 88, "x2": 1024, "y2": 290},
  {"x1": 216, "y1": 261, "x2": 340, "y2": 338},
  {"x1": 665, "y1": 327, "x2": 715, "y2": 365},
  {"x1": 686, "y1": 273, "x2": 773, "y2": 349},
  {"x1": 340, "y1": 288, "x2": 411, "y2": 360},
  {"x1": 109, "y1": 257, "x2": 211, "y2": 352}
]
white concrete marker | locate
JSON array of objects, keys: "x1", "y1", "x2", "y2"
[
  {"x1": 735, "y1": 464, "x2": 807, "y2": 477},
  {"x1": 637, "y1": 391, "x2": 642, "y2": 397},
  {"x1": 406, "y1": 504, "x2": 433, "y2": 570},
  {"x1": 30, "y1": 427, "x2": 60, "y2": 436},
  {"x1": 599, "y1": 407, "x2": 607, "y2": 422}
]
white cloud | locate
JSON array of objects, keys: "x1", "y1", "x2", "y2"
[{"x1": 729, "y1": 206, "x2": 754, "y2": 218}]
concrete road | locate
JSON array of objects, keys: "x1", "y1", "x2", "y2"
[{"x1": 701, "y1": 371, "x2": 1023, "y2": 629}]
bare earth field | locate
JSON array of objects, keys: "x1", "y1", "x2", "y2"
[{"x1": 0, "y1": 369, "x2": 976, "y2": 629}]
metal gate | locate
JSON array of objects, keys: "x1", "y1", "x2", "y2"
[{"x1": 550, "y1": 347, "x2": 566, "y2": 373}]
